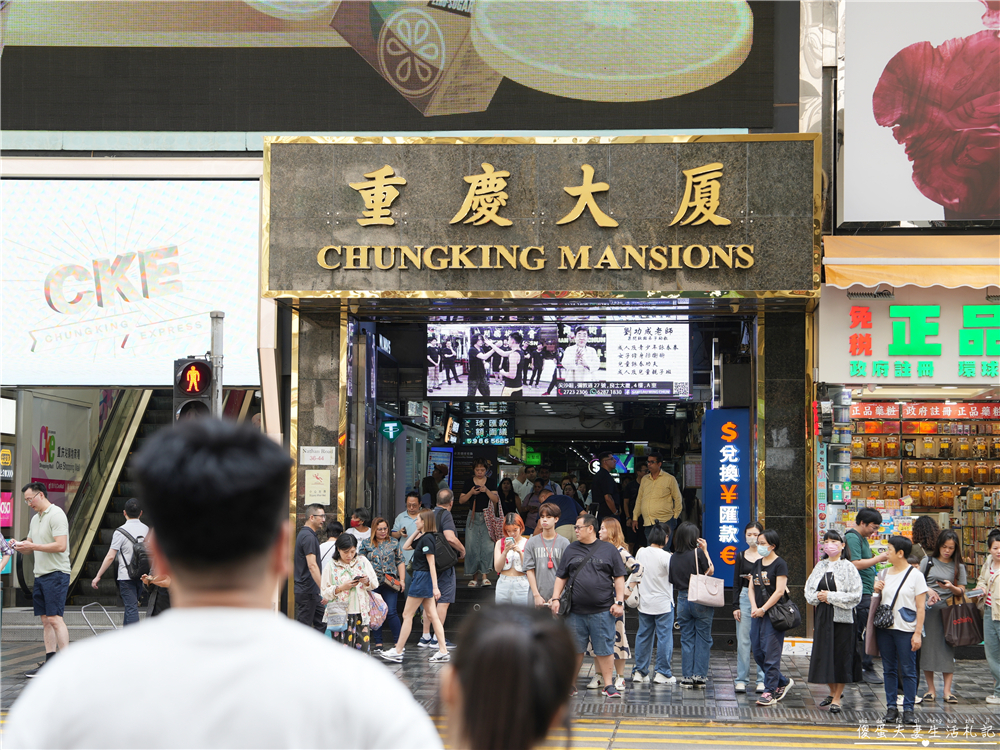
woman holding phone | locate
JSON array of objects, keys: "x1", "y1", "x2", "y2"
[
  {"x1": 459, "y1": 459, "x2": 500, "y2": 588},
  {"x1": 380, "y1": 510, "x2": 450, "y2": 664},
  {"x1": 493, "y1": 513, "x2": 530, "y2": 606},
  {"x1": 320, "y1": 534, "x2": 378, "y2": 652}
]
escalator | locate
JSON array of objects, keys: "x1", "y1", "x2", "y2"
[{"x1": 69, "y1": 390, "x2": 173, "y2": 606}]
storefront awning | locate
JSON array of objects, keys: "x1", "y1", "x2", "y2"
[{"x1": 823, "y1": 236, "x2": 1000, "y2": 290}]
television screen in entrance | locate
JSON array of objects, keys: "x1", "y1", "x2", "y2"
[{"x1": 425, "y1": 319, "x2": 690, "y2": 401}]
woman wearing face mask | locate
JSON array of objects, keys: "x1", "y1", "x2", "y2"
[
  {"x1": 805, "y1": 530, "x2": 862, "y2": 713},
  {"x1": 748, "y1": 529, "x2": 793, "y2": 706},
  {"x1": 320, "y1": 534, "x2": 378, "y2": 652},
  {"x1": 919, "y1": 529, "x2": 967, "y2": 704},
  {"x1": 732, "y1": 522, "x2": 766, "y2": 694},
  {"x1": 346, "y1": 507, "x2": 372, "y2": 544},
  {"x1": 976, "y1": 530, "x2": 1000, "y2": 705}
]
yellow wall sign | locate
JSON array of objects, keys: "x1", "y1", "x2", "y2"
[{"x1": 262, "y1": 135, "x2": 821, "y2": 297}]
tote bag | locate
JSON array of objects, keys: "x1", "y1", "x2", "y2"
[
  {"x1": 688, "y1": 549, "x2": 725, "y2": 607},
  {"x1": 943, "y1": 594, "x2": 984, "y2": 648},
  {"x1": 368, "y1": 592, "x2": 389, "y2": 630},
  {"x1": 483, "y1": 500, "x2": 504, "y2": 543}
]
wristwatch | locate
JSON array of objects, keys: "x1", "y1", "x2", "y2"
[{"x1": 615, "y1": 600, "x2": 624, "y2": 606}]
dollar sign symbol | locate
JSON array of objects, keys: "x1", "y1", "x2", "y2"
[{"x1": 721, "y1": 421, "x2": 738, "y2": 442}]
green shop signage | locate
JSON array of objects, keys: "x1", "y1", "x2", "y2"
[
  {"x1": 380, "y1": 420, "x2": 403, "y2": 442},
  {"x1": 819, "y1": 287, "x2": 999, "y2": 385}
]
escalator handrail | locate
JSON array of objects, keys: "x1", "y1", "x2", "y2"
[{"x1": 66, "y1": 390, "x2": 152, "y2": 590}]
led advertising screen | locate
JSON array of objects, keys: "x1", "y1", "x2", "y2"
[
  {"x1": 0, "y1": 180, "x2": 261, "y2": 387},
  {"x1": 842, "y1": 1, "x2": 999, "y2": 223},
  {"x1": 2, "y1": 1, "x2": 776, "y2": 132},
  {"x1": 461, "y1": 415, "x2": 514, "y2": 446},
  {"x1": 427, "y1": 320, "x2": 690, "y2": 400}
]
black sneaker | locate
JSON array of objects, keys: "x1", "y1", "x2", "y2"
[
  {"x1": 883, "y1": 707, "x2": 900, "y2": 724},
  {"x1": 863, "y1": 669, "x2": 884, "y2": 685},
  {"x1": 692, "y1": 675, "x2": 707, "y2": 689},
  {"x1": 680, "y1": 678, "x2": 695, "y2": 689},
  {"x1": 24, "y1": 663, "x2": 43, "y2": 678},
  {"x1": 902, "y1": 710, "x2": 917, "y2": 726}
]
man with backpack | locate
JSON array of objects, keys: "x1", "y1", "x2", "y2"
[
  {"x1": 417, "y1": 488, "x2": 465, "y2": 650},
  {"x1": 91, "y1": 498, "x2": 150, "y2": 626}
]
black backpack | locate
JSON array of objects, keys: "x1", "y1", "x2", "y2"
[
  {"x1": 117, "y1": 528, "x2": 151, "y2": 581},
  {"x1": 433, "y1": 531, "x2": 458, "y2": 574}
]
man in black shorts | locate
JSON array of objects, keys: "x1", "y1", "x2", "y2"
[{"x1": 418, "y1": 489, "x2": 465, "y2": 650}]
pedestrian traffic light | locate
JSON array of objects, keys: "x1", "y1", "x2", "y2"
[{"x1": 173, "y1": 358, "x2": 212, "y2": 421}]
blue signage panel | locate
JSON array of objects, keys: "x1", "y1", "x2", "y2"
[{"x1": 701, "y1": 409, "x2": 752, "y2": 588}]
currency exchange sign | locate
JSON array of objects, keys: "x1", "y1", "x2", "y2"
[{"x1": 701, "y1": 408, "x2": 751, "y2": 587}]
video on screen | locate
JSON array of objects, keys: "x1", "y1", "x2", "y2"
[{"x1": 426, "y1": 320, "x2": 690, "y2": 400}]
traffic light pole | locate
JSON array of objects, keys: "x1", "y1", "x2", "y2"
[{"x1": 210, "y1": 311, "x2": 225, "y2": 419}]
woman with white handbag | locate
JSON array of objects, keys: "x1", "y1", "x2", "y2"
[
  {"x1": 668, "y1": 522, "x2": 716, "y2": 689},
  {"x1": 748, "y1": 529, "x2": 793, "y2": 706}
]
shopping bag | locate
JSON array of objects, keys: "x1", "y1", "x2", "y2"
[
  {"x1": 942, "y1": 596, "x2": 984, "y2": 648},
  {"x1": 368, "y1": 592, "x2": 389, "y2": 630}
]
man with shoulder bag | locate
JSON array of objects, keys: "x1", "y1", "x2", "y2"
[
  {"x1": 417, "y1": 489, "x2": 465, "y2": 651},
  {"x1": 91, "y1": 498, "x2": 149, "y2": 626},
  {"x1": 550, "y1": 514, "x2": 627, "y2": 699}
]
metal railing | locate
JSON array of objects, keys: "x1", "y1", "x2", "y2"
[{"x1": 65, "y1": 389, "x2": 152, "y2": 590}]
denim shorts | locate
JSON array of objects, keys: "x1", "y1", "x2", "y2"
[
  {"x1": 408, "y1": 570, "x2": 433, "y2": 599},
  {"x1": 33, "y1": 571, "x2": 69, "y2": 617},
  {"x1": 567, "y1": 610, "x2": 616, "y2": 656}
]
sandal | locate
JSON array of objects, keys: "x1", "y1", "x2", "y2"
[
  {"x1": 944, "y1": 694, "x2": 959, "y2": 704},
  {"x1": 481, "y1": 578, "x2": 492, "y2": 587},
  {"x1": 922, "y1": 692, "x2": 936, "y2": 702},
  {"x1": 467, "y1": 580, "x2": 479, "y2": 588}
]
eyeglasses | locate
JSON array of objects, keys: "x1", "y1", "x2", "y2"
[
  {"x1": 311, "y1": 514, "x2": 326, "y2": 519},
  {"x1": 24, "y1": 493, "x2": 40, "y2": 504}
]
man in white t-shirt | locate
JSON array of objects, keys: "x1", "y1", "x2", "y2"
[
  {"x1": 560, "y1": 326, "x2": 601, "y2": 382},
  {"x1": 632, "y1": 523, "x2": 675, "y2": 684},
  {"x1": 90, "y1": 498, "x2": 150, "y2": 626},
  {"x1": 873, "y1": 535, "x2": 928, "y2": 727},
  {"x1": 4, "y1": 419, "x2": 442, "y2": 750},
  {"x1": 512, "y1": 464, "x2": 537, "y2": 501}
]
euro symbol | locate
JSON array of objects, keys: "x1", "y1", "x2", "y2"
[
  {"x1": 721, "y1": 421, "x2": 738, "y2": 443},
  {"x1": 721, "y1": 546, "x2": 737, "y2": 565}
]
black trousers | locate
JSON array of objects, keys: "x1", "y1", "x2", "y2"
[{"x1": 295, "y1": 592, "x2": 326, "y2": 633}]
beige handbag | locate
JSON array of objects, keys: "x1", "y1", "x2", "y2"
[{"x1": 688, "y1": 548, "x2": 724, "y2": 607}]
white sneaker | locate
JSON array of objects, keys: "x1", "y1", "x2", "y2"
[
  {"x1": 756, "y1": 682, "x2": 766, "y2": 694},
  {"x1": 896, "y1": 695, "x2": 904, "y2": 706},
  {"x1": 987, "y1": 696, "x2": 1000, "y2": 705},
  {"x1": 614, "y1": 676, "x2": 626, "y2": 691},
  {"x1": 735, "y1": 681, "x2": 747, "y2": 693},
  {"x1": 379, "y1": 648, "x2": 404, "y2": 663},
  {"x1": 654, "y1": 673, "x2": 676, "y2": 685},
  {"x1": 428, "y1": 651, "x2": 451, "y2": 663},
  {"x1": 587, "y1": 674, "x2": 603, "y2": 689},
  {"x1": 632, "y1": 672, "x2": 649, "y2": 683}
]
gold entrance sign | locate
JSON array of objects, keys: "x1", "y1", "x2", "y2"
[
  {"x1": 346, "y1": 160, "x2": 731, "y2": 230},
  {"x1": 262, "y1": 135, "x2": 822, "y2": 297},
  {"x1": 317, "y1": 243, "x2": 754, "y2": 271}
]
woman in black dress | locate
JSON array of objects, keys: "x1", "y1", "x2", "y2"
[{"x1": 805, "y1": 530, "x2": 863, "y2": 713}]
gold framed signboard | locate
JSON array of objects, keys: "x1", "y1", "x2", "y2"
[{"x1": 262, "y1": 135, "x2": 821, "y2": 300}]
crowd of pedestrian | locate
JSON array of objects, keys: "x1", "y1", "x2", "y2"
[{"x1": 13, "y1": 425, "x2": 1000, "y2": 750}]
